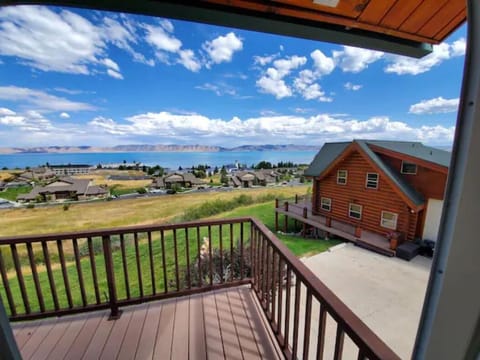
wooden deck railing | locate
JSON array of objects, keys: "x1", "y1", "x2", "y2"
[{"x1": 0, "y1": 217, "x2": 399, "y2": 359}]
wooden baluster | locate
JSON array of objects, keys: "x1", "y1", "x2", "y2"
[
  {"x1": 148, "y1": 232, "x2": 156, "y2": 294},
  {"x1": 72, "y1": 238, "x2": 87, "y2": 307},
  {"x1": 291, "y1": 279, "x2": 302, "y2": 359},
  {"x1": 185, "y1": 228, "x2": 191, "y2": 289},
  {"x1": 57, "y1": 240, "x2": 73, "y2": 309},
  {"x1": 196, "y1": 227, "x2": 202, "y2": 287},
  {"x1": 26, "y1": 242, "x2": 45, "y2": 312},
  {"x1": 42, "y1": 241, "x2": 59, "y2": 310},
  {"x1": 240, "y1": 222, "x2": 244, "y2": 279},
  {"x1": 265, "y1": 244, "x2": 270, "y2": 311},
  {"x1": 230, "y1": 223, "x2": 234, "y2": 282},
  {"x1": 161, "y1": 229, "x2": 168, "y2": 293},
  {"x1": 218, "y1": 225, "x2": 223, "y2": 283},
  {"x1": 283, "y1": 266, "x2": 292, "y2": 351},
  {"x1": 276, "y1": 257, "x2": 283, "y2": 336},
  {"x1": 120, "y1": 234, "x2": 130, "y2": 300},
  {"x1": 11, "y1": 244, "x2": 30, "y2": 314},
  {"x1": 102, "y1": 235, "x2": 121, "y2": 320},
  {"x1": 134, "y1": 233, "x2": 144, "y2": 297},
  {"x1": 173, "y1": 229, "x2": 180, "y2": 291},
  {"x1": 87, "y1": 238, "x2": 101, "y2": 305},
  {"x1": 316, "y1": 305, "x2": 327, "y2": 360},
  {"x1": 208, "y1": 226, "x2": 213, "y2": 286},
  {"x1": 303, "y1": 289, "x2": 313, "y2": 359},
  {"x1": 271, "y1": 252, "x2": 277, "y2": 324},
  {"x1": 333, "y1": 324, "x2": 345, "y2": 360},
  {"x1": 0, "y1": 247, "x2": 16, "y2": 316}
]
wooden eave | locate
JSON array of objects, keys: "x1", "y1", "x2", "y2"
[
  {"x1": 368, "y1": 144, "x2": 450, "y2": 174},
  {"x1": 2, "y1": 0, "x2": 467, "y2": 58},
  {"x1": 317, "y1": 142, "x2": 424, "y2": 211}
]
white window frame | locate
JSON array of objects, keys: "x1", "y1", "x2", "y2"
[
  {"x1": 401, "y1": 161, "x2": 417, "y2": 174},
  {"x1": 337, "y1": 170, "x2": 347, "y2": 185},
  {"x1": 381, "y1": 211, "x2": 398, "y2": 230},
  {"x1": 320, "y1": 197, "x2": 331, "y2": 211},
  {"x1": 365, "y1": 172, "x2": 379, "y2": 189},
  {"x1": 348, "y1": 203, "x2": 362, "y2": 220}
]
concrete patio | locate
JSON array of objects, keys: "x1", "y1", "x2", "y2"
[{"x1": 303, "y1": 243, "x2": 431, "y2": 359}]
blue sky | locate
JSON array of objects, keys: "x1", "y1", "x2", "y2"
[{"x1": 0, "y1": 5, "x2": 466, "y2": 148}]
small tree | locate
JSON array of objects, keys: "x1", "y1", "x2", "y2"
[{"x1": 220, "y1": 166, "x2": 228, "y2": 185}]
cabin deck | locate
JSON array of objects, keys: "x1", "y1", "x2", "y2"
[
  {"x1": 11, "y1": 287, "x2": 282, "y2": 360},
  {"x1": 275, "y1": 201, "x2": 395, "y2": 257}
]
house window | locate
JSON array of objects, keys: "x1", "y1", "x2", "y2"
[
  {"x1": 320, "y1": 197, "x2": 331, "y2": 211},
  {"x1": 365, "y1": 173, "x2": 379, "y2": 189},
  {"x1": 381, "y1": 211, "x2": 398, "y2": 230},
  {"x1": 349, "y1": 203, "x2": 362, "y2": 220},
  {"x1": 401, "y1": 161, "x2": 417, "y2": 174},
  {"x1": 337, "y1": 170, "x2": 347, "y2": 185}
]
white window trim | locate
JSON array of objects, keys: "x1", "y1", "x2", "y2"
[
  {"x1": 320, "y1": 197, "x2": 331, "y2": 211},
  {"x1": 381, "y1": 211, "x2": 398, "y2": 230},
  {"x1": 348, "y1": 203, "x2": 362, "y2": 220},
  {"x1": 365, "y1": 172, "x2": 379, "y2": 189},
  {"x1": 401, "y1": 161, "x2": 417, "y2": 174},
  {"x1": 337, "y1": 170, "x2": 348, "y2": 185}
]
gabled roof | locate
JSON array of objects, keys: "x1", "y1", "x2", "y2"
[
  {"x1": 305, "y1": 140, "x2": 451, "y2": 208},
  {"x1": 366, "y1": 140, "x2": 451, "y2": 168}
]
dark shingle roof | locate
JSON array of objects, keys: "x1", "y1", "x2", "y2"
[
  {"x1": 304, "y1": 142, "x2": 350, "y2": 177},
  {"x1": 366, "y1": 140, "x2": 451, "y2": 167}
]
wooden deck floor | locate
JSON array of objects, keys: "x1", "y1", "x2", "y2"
[
  {"x1": 11, "y1": 287, "x2": 283, "y2": 360},
  {"x1": 276, "y1": 203, "x2": 395, "y2": 256}
]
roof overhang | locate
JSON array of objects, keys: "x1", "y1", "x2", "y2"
[{"x1": 2, "y1": 0, "x2": 466, "y2": 58}]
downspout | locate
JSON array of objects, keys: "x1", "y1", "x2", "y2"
[{"x1": 412, "y1": 0, "x2": 480, "y2": 358}]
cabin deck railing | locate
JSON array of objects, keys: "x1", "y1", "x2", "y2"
[{"x1": 0, "y1": 217, "x2": 399, "y2": 359}]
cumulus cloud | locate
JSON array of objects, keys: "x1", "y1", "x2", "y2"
[
  {"x1": 0, "y1": 6, "x2": 152, "y2": 76},
  {"x1": 256, "y1": 55, "x2": 307, "y2": 99},
  {"x1": 144, "y1": 23, "x2": 182, "y2": 53},
  {"x1": 385, "y1": 38, "x2": 466, "y2": 75},
  {"x1": 333, "y1": 46, "x2": 384, "y2": 73},
  {"x1": 87, "y1": 111, "x2": 454, "y2": 146},
  {"x1": 0, "y1": 86, "x2": 96, "y2": 112},
  {"x1": 253, "y1": 54, "x2": 278, "y2": 66},
  {"x1": 177, "y1": 49, "x2": 202, "y2": 72},
  {"x1": 59, "y1": 112, "x2": 70, "y2": 119},
  {"x1": 203, "y1": 32, "x2": 243, "y2": 66},
  {"x1": 0, "y1": 109, "x2": 52, "y2": 131},
  {"x1": 310, "y1": 50, "x2": 335, "y2": 76},
  {"x1": 409, "y1": 97, "x2": 459, "y2": 114},
  {"x1": 344, "y1": 82, "x2": 362, "y2": 91}
]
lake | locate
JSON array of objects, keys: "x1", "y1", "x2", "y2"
[{"x1": 0, "y1": 151, "x2": 318, "y2": 169}]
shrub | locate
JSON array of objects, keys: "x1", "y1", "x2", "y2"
[
  {"x1": 26, "y1": 203, "x2": 35, "y2": 209},
  {"x1": 137, "y1": 187, "x2": 147, "y2": 194},
  {"x1": 63, "y1": 203, "x2": 70, "y2": 211}
]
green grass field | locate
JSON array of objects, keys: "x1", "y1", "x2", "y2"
[
  {"x1": 0, "y1": 186, "x2": 32, "y2": 201},
  {"x1": 0, "y1": 186, "x2": 341, "y2": 316}
]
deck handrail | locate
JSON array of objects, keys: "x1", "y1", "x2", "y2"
[{"x1": 0, "y1": 217, "x2": 400, "y2": 359}]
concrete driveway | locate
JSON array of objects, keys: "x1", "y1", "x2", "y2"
[{"x1": 302, "y1": 243, "x2": 431, "y2": 359}]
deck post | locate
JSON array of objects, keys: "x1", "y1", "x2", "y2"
[
  {"x1": 284, "y1": 214, "x2": 288, "y2": 233},
  {"x1": 275, "y1": 211, "x2": 279, "y2": 232},
  {"x1": 295, "y1": 194, "x2": 298, "y2": 204},
  {"x1": 355, "y1": 226, "x2": 362, "y2": 238},
  {"x1": 102, "y1": 235, "x2": 122, "y2": 320},
  {"x1": 326, "y1": 217, "x2": 332, "y2": 227},
  {"x1": 284, "y1": 201, "x2": 289, "y2": 211},
  {"x1": 303, "y1": 207, "x2": 308, "y2": 219},
  {"x1": 275, "y1": 198, "x2": 279, "y2": 208}
]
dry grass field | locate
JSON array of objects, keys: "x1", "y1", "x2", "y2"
[{"x1": 0, "y1": 185, "x2": 308, "y2": 237}]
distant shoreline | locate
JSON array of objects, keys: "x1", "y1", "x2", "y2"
[{"x1": 0, "y1": 144, "x2": 320, "y2": 155}]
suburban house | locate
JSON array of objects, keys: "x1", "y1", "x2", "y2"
[
  {"x1": 151, "y1": 172, "x2": 205, "y2": 189},
  {"x1": 0, "y1": 180, "x2": 5, "y2": 192},
  {"x1": 305, "y1": 140, "x2": 450, "y2": 243},
  {"x1": 229, "y1": 169, "x2": 279, "y2": 187},
  {"x1": 17, "y1": 177, "x2": 108, "y2": 202},
  {"x1": 16, "y1": 166, "x2": 56, "y2": 181},
  {"x1": 49, "y1": 164, "x2": 92, "y2": 176}
]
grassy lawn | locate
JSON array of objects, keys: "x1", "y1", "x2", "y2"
[
  {"x1": 0, "y1": 185, "x2": 342, "y2": 316},
  {"x1": 0, "y1": 186, "x2": 32, "y2": 201}
]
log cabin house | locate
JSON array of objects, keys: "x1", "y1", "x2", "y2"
[{"x1": 305, "y1": 140, "x2": 450, "y2": 244}]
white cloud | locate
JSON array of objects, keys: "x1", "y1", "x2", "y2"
[
  {"x1": 0, "y1": 109, "x2": 52, "y2": 131},
  {"x1": 159, "y1": 19, "x2": 174, "y2": 33},
  {"x1": 102, "y1": 58, "x2": 120, "y2": 72},
  {"x1": 344, "y1": 82, "x2": 362, "y2": 91},
  {"x1": 0, "y1": 86, "x2": 96, "y2": 112},
  {"x1": 59, "y1": 112, "x2": 70, "y2": 119},
  {"x1": 203, "y1": 32, "x2": 243, "y2": 65},
  {"x1": 256, "y1": 55, "x2": 307, "y2": 99},
  {"x1": 293, "y1": 70, "x2": 331, "y2": 102},
  {"x1": 178, "y1": 49, "x2": 201, "y2": 72},
  {"x1": 333, "y1": 46, "x2": 384, "y2": 73},
  {"x1": 107, "y1": 68, "x2": 124, "y2": 79},
  {"x1": 0, "y1": 108, "x2": 16, "y2": 116},
  {"x1": 195, "y1": 83, "x2": 237, "y2": 97},
  {"x1": 409, "y1": 97, "x2": 459, "y2": 114},
  {"x1": 385, "y1": 39, "x2": 465, "y2": 75},
  {"x1": 144, "y1": 24, "x2": 182, "y2": 53},
  {"x1": 310, "y1": 50, "x2": 335, "y2": 76},
  {"x1": 253, "y1": 54, "x2": 278, "y2": 66},
  {"x1": 86, "y1": 111, "x2": 455, "y2": 146}
]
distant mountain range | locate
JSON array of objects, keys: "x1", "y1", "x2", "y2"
[{"x1": 0, "y1": 144, "x2": 320, "y2": 154}]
